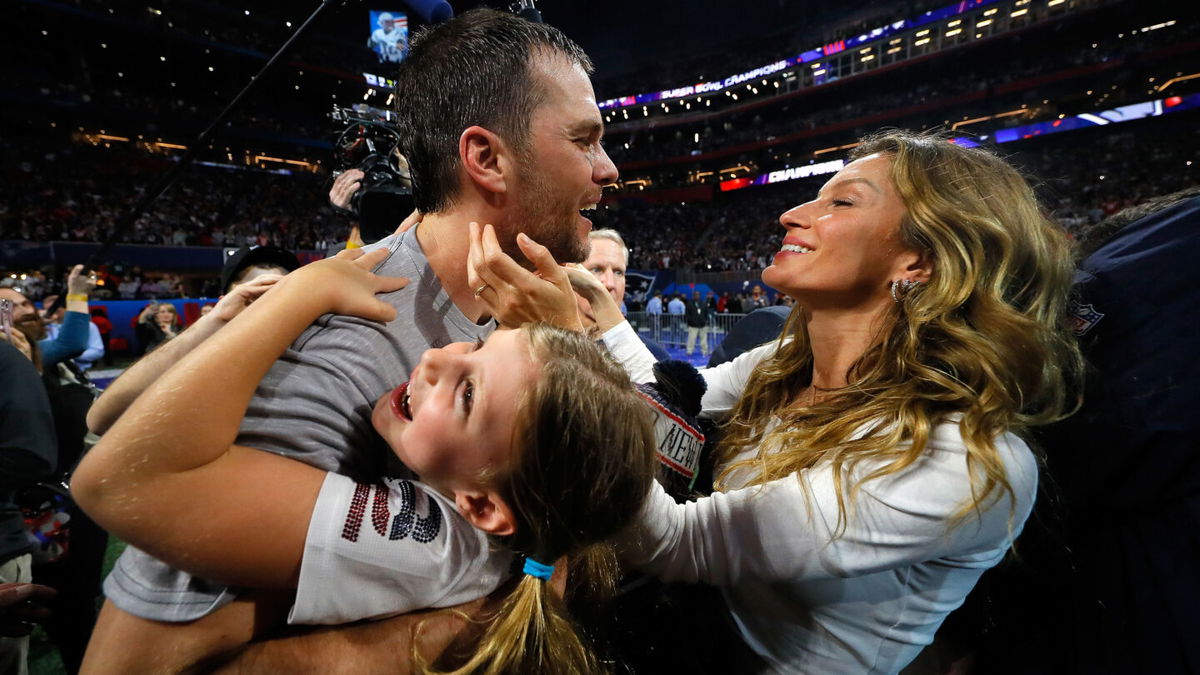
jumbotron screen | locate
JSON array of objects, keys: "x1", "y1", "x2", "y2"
[{"x1": 368, "y1": 10, "x2": 409, "y2": 64}]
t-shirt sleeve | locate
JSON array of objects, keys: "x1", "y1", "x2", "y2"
[
  {"x1": 621, "y1": 426, "x2": 1037, "y2": 586},
  {"x1": 289, "y1": 473, "x2": 513, "y2": 625}
]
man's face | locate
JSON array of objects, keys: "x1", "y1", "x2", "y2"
[
  {"x1": 0, "y1": 288, "x2": 46, "y2": 341},
  {"x1": 510, "y1": 54, "x2": 619, "y2": 265},
  {"x1": 583, "y1": 238, "x2": 626, "y2": 305}
]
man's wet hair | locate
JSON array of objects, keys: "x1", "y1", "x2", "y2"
[{"x1": 395, "y1": 8, "x2": 593, "y2": 214}]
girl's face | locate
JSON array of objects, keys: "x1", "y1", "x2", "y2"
[
  {"x1": 157, "y1": 305, "x2": 176, "y2": 321},
  {"x1": 371, "y1": 329, "x2": 536, "y2": 493},
  {"x1": 762, "y1": 153, "x2": 919, "y2": 310}
]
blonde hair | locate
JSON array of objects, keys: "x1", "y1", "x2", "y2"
[
  {"x1": 718, "y1": 129, "x2": 1083, "y2": 532},
  {"x1": 424, "y1": 323, "x2": 657, "y2": 675}
]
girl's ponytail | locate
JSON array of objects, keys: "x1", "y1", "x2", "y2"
[{"x1": 430, "y1": 559, "x2": 601, "y2": 675}]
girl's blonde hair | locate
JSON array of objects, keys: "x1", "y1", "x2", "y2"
[
  {"x1": 426, "y1": 323, "x2": 658, "y2": 675},
  {"x1": 718, "y1": 129, "x2": 1083, "y2": 531}
]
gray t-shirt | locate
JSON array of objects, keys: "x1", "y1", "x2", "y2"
[{"x1": 104, "y1": 229, "x2": 496, "y2": 621}]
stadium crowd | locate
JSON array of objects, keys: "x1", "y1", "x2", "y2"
[
  {"x1": 5, "y1": 127, "x2": 1193, "y2": 290},
  {"x1": 603, "y1": 20, "x2": 1199, "y2": 165}
]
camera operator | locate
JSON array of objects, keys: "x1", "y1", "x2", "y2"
[{"x1": 326, "y1": 119, "x2": 420, "y2": 253}]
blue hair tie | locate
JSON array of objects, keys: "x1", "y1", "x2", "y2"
[{"x1": 522, "y1": 557, "x2": 554, "y2": 581}]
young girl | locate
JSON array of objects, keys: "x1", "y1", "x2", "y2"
[{"x1": 72, "y1": 248, "x2": 658, "y2": 673}]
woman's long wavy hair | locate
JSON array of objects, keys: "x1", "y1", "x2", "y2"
[
  {"x1": 717, "y1": 129, "x2": 1084, "y2": 532},
  {"x1": 424, "y1": 323, "x2": 658, "y2": 675}
]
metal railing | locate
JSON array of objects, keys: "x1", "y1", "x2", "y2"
[{"x1": 627, "y1": 311, "x2": 749, "y2": 355}]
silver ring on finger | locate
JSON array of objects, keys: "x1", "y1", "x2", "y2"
[{"x1": 473, "y1": 284, "x2": 490, "y2": 298}]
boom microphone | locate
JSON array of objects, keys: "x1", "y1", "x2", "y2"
[{"x1": 404, "y1": 0, "x2": 453, "y2": 23}]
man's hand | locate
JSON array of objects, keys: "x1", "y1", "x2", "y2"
[
  {"x1": 0, "y1": 583, "x2": 55, "y2": 637},
  {"x1": 0, "y1": 329, "x2": 33, "y2": 362},
  {"x1": 211, "y1": 274, "x2": 284, "y2": 324},
  {"x1": 329, "y1": 169, "x2": 364, "y2": 211},
  {"x1": 66, "y1": 264, "x2": 97, "y2": 297},
  {"x1": 467, "y1": 222, "x2": 583, "y2": 332}
]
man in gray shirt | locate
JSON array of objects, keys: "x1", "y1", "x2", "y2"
[{"x1": 83, "y1": 9, "x2": 617, "y2": 671}]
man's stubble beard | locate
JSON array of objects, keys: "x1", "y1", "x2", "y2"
[{"x1": 511, "y1": 159, "x2": 590, "y2": 265}]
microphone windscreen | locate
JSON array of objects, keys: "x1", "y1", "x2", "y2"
[
  {"x1": 404, "y1": 0, "x2": 453, "y2": 24},
  {"x1": 516, "y1": 6, "x2": 543, "y2": 23}
]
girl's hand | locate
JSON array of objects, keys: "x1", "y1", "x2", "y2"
[
  {"x1": 297, "y1": 248, "x2": 408, "y2": 322},
  {"x1": 210, "y1": 273, "x2": 284, "y2": 324},
  {"x1": 467, "y1": 222, "x2": 582, "y2": 332}
]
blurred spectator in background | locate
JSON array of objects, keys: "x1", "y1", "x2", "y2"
[
  {"x1": 646, "y1": 291, "x2": 663, "y2": 342},
  {"x1": 41, "y1": 295, "x2": 104, "y2": 373},
  {"x1": 0, "y1": 266, "x2": 94, "y2": 373},
  {"x1": 218, "y1": 245, "x2": 300, "y2": 294},
  {"x1": 685, "y1": 290, "x2": 709, "y2": 357},
  {"x1": 667, "y1": 293, "x2": 686, "y2": 347},
  {"x1": 580, "y1": 229, "x2": 668, "y2": 360},
  {"x1": 0, "y1": 341, "x2": 59, "y2": 675},
  {"x1": 135, "y1": 303, "x2": 180, "y2": 354}
]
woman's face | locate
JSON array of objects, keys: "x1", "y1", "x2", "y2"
[
  {"x1": 156, "y1": 305, "x2": 176, "y2": 321},
  {"x1": 371, "y1": 329, "x2": 536, "y2": 492},
  {"x1": 762, "y1": 153, "x2": 918, "y2": 309}
]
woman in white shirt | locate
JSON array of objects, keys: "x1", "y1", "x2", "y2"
[{"x1": 472, "y1": 129, "x2": 1084, "y2": 673}]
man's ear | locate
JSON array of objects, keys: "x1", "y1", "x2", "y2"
[
  {"x1": 454, "y1": 489, "x2": 516, "y2": 537},
  {"x1": 459, "y1": 125, "x2": 513, "y2": 199}
]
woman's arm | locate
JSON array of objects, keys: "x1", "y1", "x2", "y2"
[
  {"x1": 72, "y1": 250, "x2": 406, "y2": 588},
  {"x1": 622, "y1": 428, "x2": 1036, "y2": 586}
]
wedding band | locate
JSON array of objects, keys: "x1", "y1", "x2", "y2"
[{"x1": 473, "y1": 284, "x2": 489, "y2": 297}]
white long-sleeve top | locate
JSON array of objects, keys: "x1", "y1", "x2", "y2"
[{"x1": 602, "y1": 322, "x2": 1038, "y2": 674}]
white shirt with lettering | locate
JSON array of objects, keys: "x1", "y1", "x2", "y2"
[{"x1": 290, "y1": 472, "x2": 512, "y2": 624}]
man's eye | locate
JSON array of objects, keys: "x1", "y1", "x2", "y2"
[
  {"x1": 590, "y1": 267, "x2": 603, "y2": 275},
  {"x1": 832, "y1": 199, "x2": 853, "y2": 207}
]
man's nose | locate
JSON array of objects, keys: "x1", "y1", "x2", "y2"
[{"x1": 594, "y1": 145, "x2": 619, "y2": 186}]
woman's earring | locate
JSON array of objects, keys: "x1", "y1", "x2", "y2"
[{"x1": 890, "y1": 279, "x2": 920, "y2": 303}]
